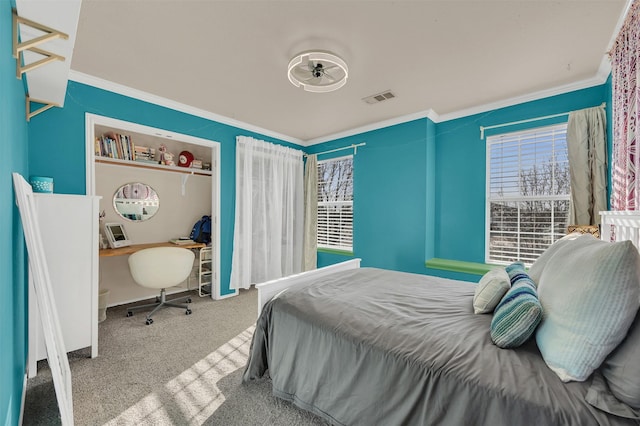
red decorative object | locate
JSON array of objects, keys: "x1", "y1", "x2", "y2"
[{"x1": 178, "y1": 150, "x2": 194, "y2": 167}]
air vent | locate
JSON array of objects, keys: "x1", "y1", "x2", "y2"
[{"x1": 363, "y1": 90, "x2": 396, "y2": 105}]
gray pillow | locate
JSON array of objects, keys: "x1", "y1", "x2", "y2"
[
  {"x1": 586, "y1": 372, "x2": 640, "y2": 419},
  {"x1": 473, "y1": 268, "x2": 510, "y2": 314},
  {"x1": 535, "y1": 234, "x2": 640, "y2": 382},
  {"x1": 600, "y1": 311, "x2": 640, "y2": 409}
]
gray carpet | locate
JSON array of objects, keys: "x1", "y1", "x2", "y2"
[{"x1": 22, "y1": 288, "x2": 329, "y2": 425}]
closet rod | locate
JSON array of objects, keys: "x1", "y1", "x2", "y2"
[
  {"x1": 479, "y1": 102, "x2": 606, "y2": 139},
  {"x1": 305, "y1": 142, "x2": 366, "y2": 157}
]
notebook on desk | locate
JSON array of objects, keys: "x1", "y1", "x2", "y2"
[{"x1": 169, "y1": 238, "x2": 195, "y2": 245}]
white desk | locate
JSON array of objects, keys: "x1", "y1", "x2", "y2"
[
  {"x1": 99, "y1": 241, "x2": 206, "y2": 257},
  {"x1": 99, "y1": 241, "x2": 206, "y2": 306}
]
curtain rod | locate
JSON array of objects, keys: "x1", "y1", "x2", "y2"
[
  {"x1": 304, "y1": 142, "x2": 366, "y2": 157},
  {"x1": 479, "y1": 102, "x2": 606, "y2": 140}
]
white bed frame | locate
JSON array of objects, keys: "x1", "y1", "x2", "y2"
[
  {"x1": 600, "y1": 211, "x2": 640, "y2": 247},
  {"x1": 256, "y1": 258, "x2": 361, "y2": 315},
  {"x1": 255, "y1": 212, "x2": 640, "y2": 315}
]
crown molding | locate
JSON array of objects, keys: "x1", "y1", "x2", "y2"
[
  {"x1": 435, "y1": 70, "x2": 610, "y2": 124},
  {"x1": 303, "y1": 66, "x2": 611, "y2": 144},
  {"x1": 304, "y1": 109, "x2": 440, "y2": 146},
  {"x1": 607, "y1": 0, "x2": 635, "y2": 52},
  {"x1": 68, "y1": 70, "x2": 304, "y2": 146},
  {"x1": 70, "y1": 67, "x2": 610, "y2": 148}
]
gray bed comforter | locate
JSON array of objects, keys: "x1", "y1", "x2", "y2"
[{"x1": 243, "y1": 267, "x2": 635, "y2": 426}]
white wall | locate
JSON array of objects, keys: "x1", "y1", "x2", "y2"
[{"x1": 96, "y1": 162, "x2": 212, "y2": 305}]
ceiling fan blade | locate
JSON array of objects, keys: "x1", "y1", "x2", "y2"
[
  {"x1": 296, "y1": 63, "x2": 311, "y2": 73},
  {"x1": 323, "y1": 71, "x2": 336, "y2": 82},
  {"x1": 323, "y1": 65, "x2": 340, "y2": 73},
  {"x1": 302, "y1": 75, "x2": 319, "y2": 83}
]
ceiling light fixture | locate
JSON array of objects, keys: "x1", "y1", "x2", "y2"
[{"x1": 287, "y1": 50, "x2": 348, "y2": 93}]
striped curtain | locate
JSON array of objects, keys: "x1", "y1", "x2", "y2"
[{"x1": 610, "y1": 1, "x2": 640, "y2": 210}]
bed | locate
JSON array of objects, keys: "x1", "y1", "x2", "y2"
[{"x1": 243, "y1": 212, "x2": 640, "y2": 426}]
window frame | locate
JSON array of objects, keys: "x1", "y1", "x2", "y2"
[
  {"x1": 484, "y1": 122, "x2": 570, "y2": 266},
  {"x1": 317, "y1": 154, "x2": 354, "y2": 253}
]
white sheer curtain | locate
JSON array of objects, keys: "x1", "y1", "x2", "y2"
[
  {"x1": 302, "y1": 154, "x2": 318, "y2": 271},
  {"x1": 567, "y1": 106, "x2": 607, "y2": 225},
  {"x1": 230, "y1": 136, "x2": 304, "y2": 290}
]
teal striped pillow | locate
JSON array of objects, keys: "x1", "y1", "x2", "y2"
[{"x1": 490, "y1": 263, "x2": 543, "y2": 349}]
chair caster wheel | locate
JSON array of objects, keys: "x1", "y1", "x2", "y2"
[
  {"x1": 186, "y1": 298, "x2": 192, "y2": 304},
  {"x1": 186, "y1": 309, "x2": 192, "y2": 315},
  {"x1": 145, "y1": 318, "x2": 154, "y2": 325},
  {"x1": 126, "y1": 311, "x2": 133, "y2": 317}
]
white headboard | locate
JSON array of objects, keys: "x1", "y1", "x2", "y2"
[{"x1": 600, "y1": 211, "x2": 640, "y2": 247}]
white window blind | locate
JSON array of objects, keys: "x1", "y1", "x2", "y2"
[
  {"x1": 317, "y1": 155, "x2": 353, "y2": 251},
  {"x1": 486, "y1": 123, "x2": 570, "y2": 265}
]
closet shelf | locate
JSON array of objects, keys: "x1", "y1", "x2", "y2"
[{"x1": 96, "y1": 157, "x2": 212, "y2": 176}]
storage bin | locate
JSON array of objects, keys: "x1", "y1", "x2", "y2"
[{"x1": 30, "y1": 176, "x2": 53, "y2": 193}]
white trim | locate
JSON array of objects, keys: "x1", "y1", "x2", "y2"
[
  {"x1": 70, "y1": 70, "x2": 303, "y2": 145},
  {"x1": 213, "y1": 290, "x2": 239, "y2": 300},
  {"x1": 305, "y1": 109, "x2": 439, "y2": 146},
  {"x1": 86, "y1": 113, "x2": 226, "y2": 300},
  {"x1": 85, "y1": 113, "x2": 221, "y2": 194},
  {"x1": 72, "y1": 69, "x2": 609, "y2": 147},
  {"x1": 256, "y1": 258, "x2": 361, "y2": 315},
  {"x1": 305, "y1": 69, "x2": 611, "y2": 144},
  {"x1": 317, "y1": 156, "x2": 354, "y2": 252},
  {"x1": 484, "y1": 123, "x2": 570, "y2": 265},
  {"x1": 606, "y1": 0, "x2": 635, "y2": 52},
  {"x1": 596, "y1": 55, "x2": 613, "y2": 83},
  {"x1": 437, "y1": 73, "x2": 609, "y2": 124}
]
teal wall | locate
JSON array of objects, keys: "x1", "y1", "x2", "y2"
[
  {"x1": 1, "y1": 0, "x2": 29, "y2": 423},
  {"x1": 28, "y1": 81, "x2": 303, "y2": 298},
  {"x1": 434, "y1": 84, "x2": 609, "y2": 270},
  {"x1": 0, "y1": 3, "x2": 614, "y2": 418},
  {"x1": 313, "y1": 84, "x2": 611, "y2": 281},
  {"x1": 310, "y1": 118, "x2": 432, "y2": 274}
]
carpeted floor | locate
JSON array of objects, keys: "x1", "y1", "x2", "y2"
[{"x1": 22, "y1": 288, "x2": 328, "y2": 425}]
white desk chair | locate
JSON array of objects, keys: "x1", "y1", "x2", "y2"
[{"x1": 126, "y1": 247, "x2": 195, "y2": 325}]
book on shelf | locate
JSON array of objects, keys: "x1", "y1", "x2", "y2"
[
  {"x1": 133, "y1": 146, "x2": 156, "y2": 163},
  {"x1": 96, "y1": 132, "x2": 136, "y2": 161}
]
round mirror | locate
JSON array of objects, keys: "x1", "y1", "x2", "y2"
[{"x1": 113, "y1": 182, "x2": 159, "y2": 222}]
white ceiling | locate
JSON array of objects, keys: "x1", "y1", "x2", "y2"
[{"x1": 69, "y1": 0, "x2": 629, "y2": 145}]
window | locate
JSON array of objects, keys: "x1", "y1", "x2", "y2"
[
  {"x1": 317, "y1": 155, "x2": 353, "y2": 251},
  {"x1": 486, "y1": 123, "x2": 570, "y2": 265}
]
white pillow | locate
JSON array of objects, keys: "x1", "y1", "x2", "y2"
[
  {"x1": 528, "y1": 232, "x2": 581, "y2": 286},
  {"x1": 473, "y1": 268, "x2": 510, "y2": 314},
  {"x1": 535, "y1": 234, "x2": 640, "y2": 382}
]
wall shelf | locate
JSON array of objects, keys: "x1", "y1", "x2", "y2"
[
  {"x1": 96, "y1": 157, "x2": 212, "y2": 176},
  {"x1": 13, "y1": 11, "x2": 68, "y2": 78},
  {"x1": 13, "y1": 0, "x2": 82, "y2": 121}
]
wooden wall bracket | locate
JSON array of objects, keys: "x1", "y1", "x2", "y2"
[
  {"x1": 13, "y1": 10, "x2": 68, "y2": 121},
  {"x1": 26, "y1": 96, "x2": 59, "y2": 122},
  {"x1": 12, "y1": 9, "x2": 69, "y2": 79}
]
